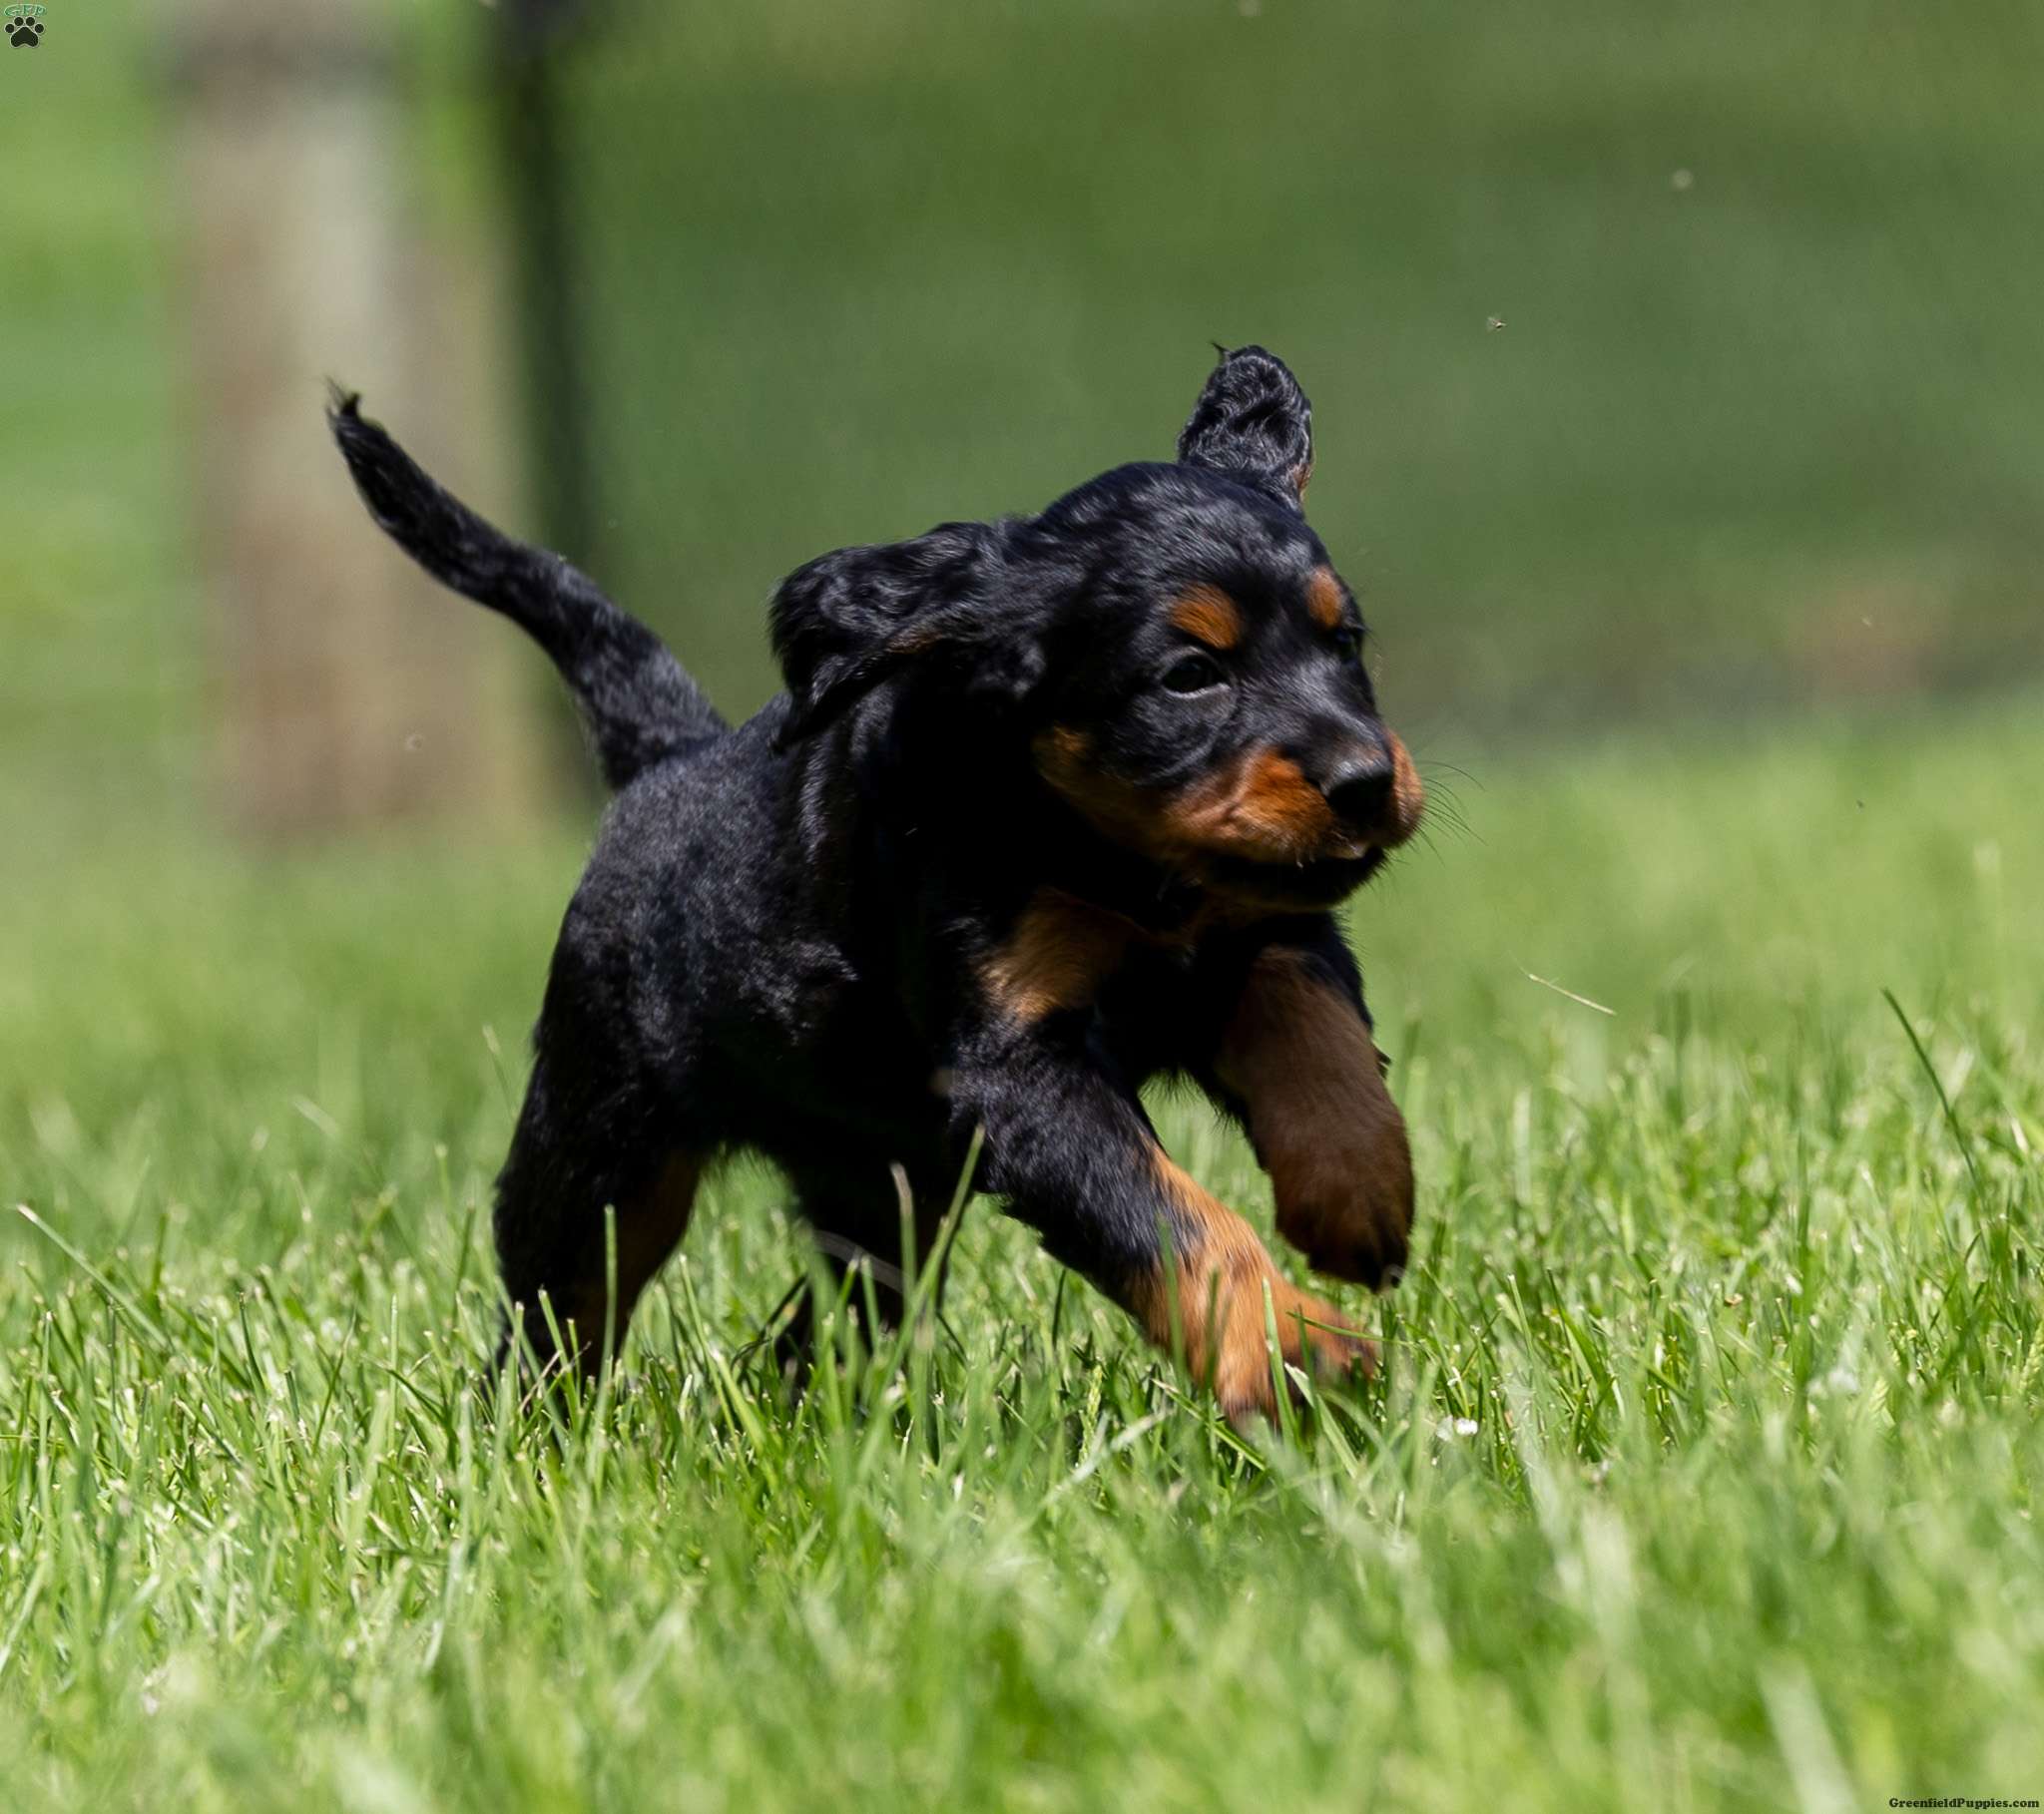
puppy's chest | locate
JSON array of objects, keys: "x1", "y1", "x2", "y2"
[{"x1": 981, "y1": 885, "x2": 1231, "y2": 1044}]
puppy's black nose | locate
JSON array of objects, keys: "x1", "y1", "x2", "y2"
[{"x1": 1319, "y1": 748, "x2": 1395, "y2": 828}]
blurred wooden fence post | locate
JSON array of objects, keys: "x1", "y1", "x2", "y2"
[
  {"x1": 496, "y1": 0, "x2": 598, "y2": 573},
  {"x1": 167, "y1": 0, "x2": 540, "y2": 836}
]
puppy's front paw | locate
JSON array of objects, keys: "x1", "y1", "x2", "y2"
[
  {"x1": 1271, "y1": 1093, "x2": 1413, "y2": 1290},
  {"x1": 1216, "y1": 949, "x2": 1417, "y2": 1292},
  {"x1": 1212, "y1": 1279, "x2": 1376, "y2": 1429}
]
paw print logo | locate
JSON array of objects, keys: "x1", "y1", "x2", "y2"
[{"x1": 5, "y1": 6, "x2": 46, "y2": 46}]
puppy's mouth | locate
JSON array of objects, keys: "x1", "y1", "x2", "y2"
[{"x1": 1203, "y1": 845, "x2": 1386, "y2": 910}]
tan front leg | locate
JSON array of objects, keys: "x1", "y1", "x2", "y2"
[
  {"x1": 1128, "y1": 1150, "x2": 1375, "y2": 1425},
  {"x1": 1216, "y1": 948, "x2": 1413, "y2": 1288}
]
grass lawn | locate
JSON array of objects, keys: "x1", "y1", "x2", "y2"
[{"x1": 4, "y1": 692, "x2": 2041, "y2": 1812}]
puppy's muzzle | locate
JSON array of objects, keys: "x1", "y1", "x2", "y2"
[
  {"x1": 1306, "y1": 729, "x2": 1422, "y2": 849},
  {"x1": 1318, "y1": 747, "x2": 1396, "y2": 832}
]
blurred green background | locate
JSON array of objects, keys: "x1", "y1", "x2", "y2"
[{"x1": 5, "y1": 0, "x2": 2043, "y2": 857}]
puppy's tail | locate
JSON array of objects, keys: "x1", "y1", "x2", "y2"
[{"x1": 327, "y1": 389, "x2": 725, "y2": 790}]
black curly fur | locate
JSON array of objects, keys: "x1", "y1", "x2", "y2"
[{"x1": 1176, "y1": 343, "x2": 1315, "y2": 506}]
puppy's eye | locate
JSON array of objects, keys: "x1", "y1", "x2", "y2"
[
  {"x1": 1161, "y1": 652, "x2": 1229, "y2": 695},
  {"x1": 1331, "y1": 627, "x2": 1363, "y2": 666}
]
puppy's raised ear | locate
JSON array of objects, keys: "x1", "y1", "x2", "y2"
[
  {"x1": 1176, "y1": 344, "x2": 1314, "y2": 511},
  {"x1": 770, "y1": 520, "x2": 1037, "y2": 746}
]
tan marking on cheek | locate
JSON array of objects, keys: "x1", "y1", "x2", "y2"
[
  {"x1": 1035, "y1": 726, "x2": 1366, "y2": 875},
  {"x1": 1125, "y1": 1149, "x2": 1374, "y2": 1420},
  {"x1": 1168, "y1": 584, "x2": 1244, "y2": 652},
  {"x1": 1383, "y1": 730, "x2": 1425, "y2": 846},
  {"x1": 1234, "y1": 749, "x2": 1341, "y2": 848},
  {"x1": 1215, "y1": 950, "x2": 1412, "y2": 1287},
  {"x1": 1033, "y1": 725, "x2": 1163, "y2": 854},
  {"x1": 1305, "y1": 567, "x2": 1346, "y2": 632},
  {"x1": 1161, "y1": 749, "x2": 1353, "y2": 866},
  {"x1": 1039, "y1": 723, "x2": 1091, "y2": 770},
  {"x1": 981, "y1": 888, "x2": 1134, "y2": 1023}
]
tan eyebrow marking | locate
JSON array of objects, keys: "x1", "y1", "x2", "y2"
[
  {"x1": 1305, "y1": 568, "x2": 1346, "y2": 633},
  {"x1": 1168, "y1": 585, "x2": 1244, "y2": 652}
]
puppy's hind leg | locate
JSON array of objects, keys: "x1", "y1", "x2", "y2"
[
  {"x1": 490, "y1": 1044, "x2": 708, "y2": 1389},
  {"x1": 766, "y1": 1162, "x2": 957, "y2": 1378}
]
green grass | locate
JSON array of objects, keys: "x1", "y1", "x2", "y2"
[{"x1": 5, "y1": 695, "x2": 2042, "y2": 1811}]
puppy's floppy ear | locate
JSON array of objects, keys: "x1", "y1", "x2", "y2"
[
  {"x1": 1176, "y1": 344, "x2": 1315, "y2": 511},
  {"x1": 770, "y1": 520, "x2": 1037, "y2": 746}
]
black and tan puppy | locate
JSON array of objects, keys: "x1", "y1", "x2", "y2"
[{"x1": 330, "y1": 347, "x2": 1422, "y2": 1425}]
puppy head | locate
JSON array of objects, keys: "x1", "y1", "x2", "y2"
[
  {"x1": 771, "y1": 346, "x2": 1421, "y2": 911},
  {"x1": 1027, "y1": 349, "x2": 1421, "y2": 911}
]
